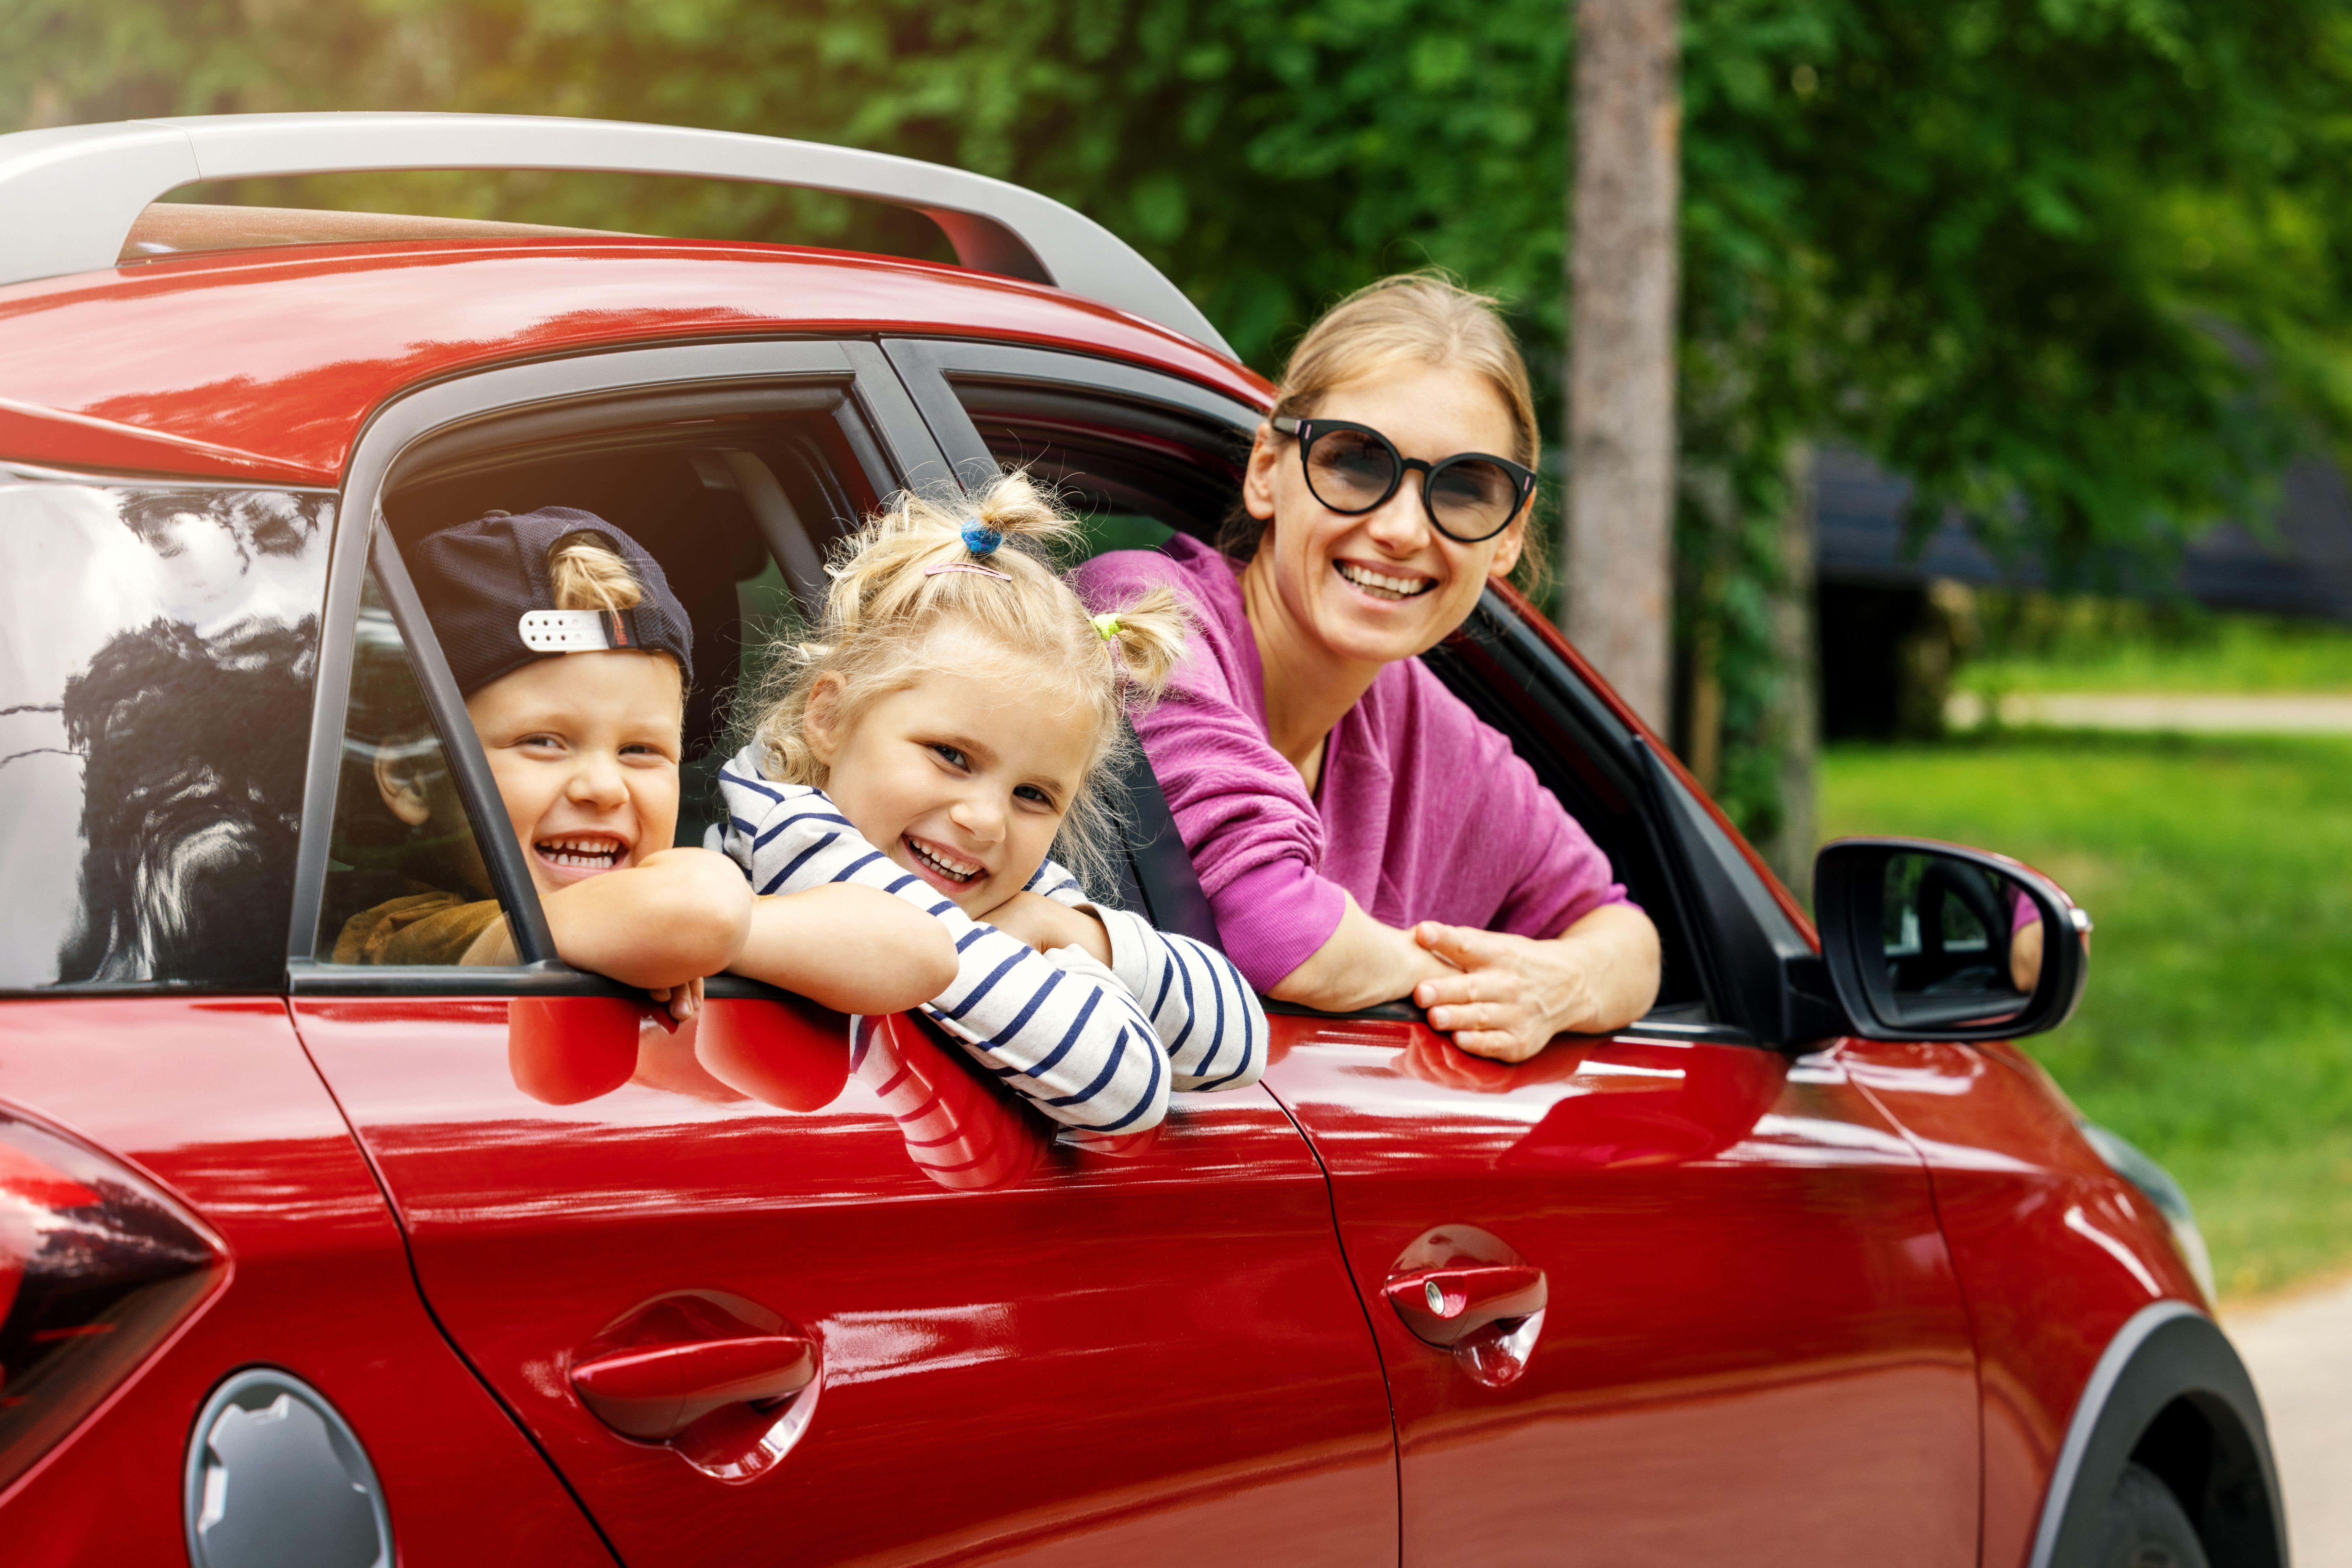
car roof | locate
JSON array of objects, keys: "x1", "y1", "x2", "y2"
[{"x1": 0, "y1": 236, "x2": 1269, "y2": 486}]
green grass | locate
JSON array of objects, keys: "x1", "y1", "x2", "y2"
[
  {"x1": 1821, "y1": 732, "x2": 2352, "y2": 1299},
  {"x1": 1957, "y1": 601, "x2": 2352, "y2": 695}
]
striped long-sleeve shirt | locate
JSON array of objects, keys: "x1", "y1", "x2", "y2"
[{"x1": 716, "y1": 748, "x2": 1264, "y2": 1132}]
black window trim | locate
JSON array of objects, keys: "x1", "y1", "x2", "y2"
[{"x1": 288, "y1": 336, "x2": 955, "y2": 998}]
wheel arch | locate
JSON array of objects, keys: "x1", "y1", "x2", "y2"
[{"x1": 2031, "y1": 1300, "x2": 2285, "y2": 1568}]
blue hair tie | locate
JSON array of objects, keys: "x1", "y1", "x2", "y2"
[{"x1": 961, "y1": 523, "x2": 1004, "y2": 556}]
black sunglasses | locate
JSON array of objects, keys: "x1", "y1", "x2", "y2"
[{"x1": 1273, "y1": 416, "x2": 1536, "y2": 544}]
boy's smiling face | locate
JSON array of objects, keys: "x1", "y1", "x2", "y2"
[
  {"x1": 464, "y1": 649, "x2": 686, "y2": 898},
  {"x1": 807, "y1": 641, "x2": 1094, "y2": 918}
]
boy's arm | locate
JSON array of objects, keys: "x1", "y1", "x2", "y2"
[
  {"x1": 733, "y1": 884, "x2": 958, "y2": 1015},
  {"x1": 462, "y1": 846, "x2": 751, "y2": 990}
]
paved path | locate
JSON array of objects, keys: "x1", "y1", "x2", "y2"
[
  {"x1": 2226, "y1": 1276, "x2": 2352, "y2": 1566},
  {"x1": 1947, "y1": 691, "x2": 2352, "y2": 733}
]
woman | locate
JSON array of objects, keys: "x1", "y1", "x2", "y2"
[{"x1": 1076, "y1": 274, "x2": 1661, "y2": 1062}]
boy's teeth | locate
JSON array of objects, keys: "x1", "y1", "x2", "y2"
[
  {"x1": 539, "y1": 836, "x2": 621, "y2": 869},
  {"x1": 1338, "y1": 562, "x2": 1433, "y2": 599}
]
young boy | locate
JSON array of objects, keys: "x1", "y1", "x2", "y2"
[{"x1": 337, "y1": 506, "x2": 952, "y2": 1020}]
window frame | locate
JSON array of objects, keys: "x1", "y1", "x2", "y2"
[{"x1": 287, "y1": 338, "x2": 951, "y2": 999}]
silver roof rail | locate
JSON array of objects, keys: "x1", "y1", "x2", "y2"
[{"x1": 0, "y1": 112, "x2": 1232, "y2": 357}]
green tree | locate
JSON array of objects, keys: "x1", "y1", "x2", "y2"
[{"x1": 11, "y1": 0, "x2": 2352, "y2": 862}]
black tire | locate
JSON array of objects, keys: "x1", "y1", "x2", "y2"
[{"x1": 2080, "y1": 1462, "x2": 2211, "y2": 1568}]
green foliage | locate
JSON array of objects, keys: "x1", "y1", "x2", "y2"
[
  {"x1": 10, "y1": 0, "x2": 2352, "y2": 842},
  {"x1": 1960, "y1": 596, "x2": 2352, "y2": 693},
  {"x1": 1823, "y1": 731, "x2": 2352, "y2": 1297}
]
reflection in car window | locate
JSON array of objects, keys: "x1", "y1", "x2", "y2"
[
  {"x1": 0, "y1": 478, "x2": 330, "y2": 990},
  {"x1": 315, "y1": 572, "x2": 517, "y2": 967}
]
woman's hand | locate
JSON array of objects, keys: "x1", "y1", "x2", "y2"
[
  {"x1": 1411, "y1": 903, "x2": 1662, "y2": 1063},
  {"x1": 979, "y1": 891, "x2": 1114, "y2": 968}
]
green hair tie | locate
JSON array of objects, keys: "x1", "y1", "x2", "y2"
[{"x1": 1090, "y1": 612, "x2": 1121, "y2": 642}]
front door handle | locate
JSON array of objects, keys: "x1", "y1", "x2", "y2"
[
  {"x1": 572, "y1": 1333, "x2": 816, "y2": 1440},
  {"x1": 1384, "y1": 1263, "x2": 1548, "y2": 1347}
]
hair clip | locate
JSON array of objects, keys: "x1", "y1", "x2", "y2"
[
  {"x1": 961, "y1": 523, "x2": 1004, "y2": 556},
  {"x1": 1090, "y1": 612, "x2": 1122, "y2": 642},
  {"x1": 924, "y1": 562, "x2": 1012, "y2": 581}
]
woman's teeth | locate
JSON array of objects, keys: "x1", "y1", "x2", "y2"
[
  {"x1": 908, "y1": 838, "x2": 982, "y2": 883},
  {"x1": 1337, "y1": 562, "x2": 1435, "y2": 600},
  {"x1": 538, "y1": 836, "x2": 622, "y2": 870}
]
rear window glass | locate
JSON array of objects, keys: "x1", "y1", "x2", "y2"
[{"x1": 0, "y1": 477, "x2": 332, "y2": 989}]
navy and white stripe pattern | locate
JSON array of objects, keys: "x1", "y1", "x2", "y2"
[
  {"x1": 1019, "y1": 858, "x2": 1263, "y2": 1095},
  {"x1": 717, "y1": 747, "x2": 1262, "y2": 1131}
]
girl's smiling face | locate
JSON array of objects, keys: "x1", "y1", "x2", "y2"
[
  {"x1": 462, "y1": 649, "x2": 685, "y2": 898},
  {"x1": 1241, "y1": 361, "x2": 1529, "y2": 673},
  {"x1": 805, "y1": 641, "x2": 1096, "y2": 917}
]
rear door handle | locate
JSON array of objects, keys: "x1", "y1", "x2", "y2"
[
  {"x1": 1384, "y1": 1263, "x2": 1548, "y2": 1347},
  {"x1": 572, "y1": 1333, "x2": 817, "y2": 1440}
]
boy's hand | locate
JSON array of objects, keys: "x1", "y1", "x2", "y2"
[
  {"x1": 980, "y1": 892, "x2": 1113, "y2": 967},
  {"x1": 645, "y1": 974, "x2": 705, "y2": 1024}
]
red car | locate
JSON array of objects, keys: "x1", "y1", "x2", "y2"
[{"x1": 0, "y1": 114, "x2": 2280, "y2": 1567}]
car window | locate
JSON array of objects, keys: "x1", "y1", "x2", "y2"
[
  {"x1": 378, "y1": 413, "x2": 884, "y2": 860},
  {"x1": 944, "y1": 372, "x2": 1712, "y2": 1017},
  {"x1": 0, "y1": 476, "x2": 331, "y2": 990},
  {"x1": 313, "y1": 571, "x2": 528, "y2": 968}
]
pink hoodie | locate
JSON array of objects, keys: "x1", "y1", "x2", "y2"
[{"x1": 1075, "y1": 536, "x2": 1631, "y2": 992}]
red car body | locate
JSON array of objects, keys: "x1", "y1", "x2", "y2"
[{"x1": 0, "y1": 117, "x2": 2280, "y2": 1568}]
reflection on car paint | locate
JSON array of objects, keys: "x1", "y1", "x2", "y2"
[
  {"x1": 501, "y1": 996, "x2": 1061, "y2": 1193},
  {"x1": 0, "y1": 479, "x2": 331, "y2": 989}
]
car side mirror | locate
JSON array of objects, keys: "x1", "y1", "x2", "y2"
[{"x1": 1813, "y1": 838, "x2": 2089, "y2": 1043}]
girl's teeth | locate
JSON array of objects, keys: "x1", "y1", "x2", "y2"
[{"x1": 912, "y1": 841, "x2": 978, "y2": 881}]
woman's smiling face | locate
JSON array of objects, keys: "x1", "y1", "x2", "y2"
[
  {"x1": 1242, "y1": 362, "x2": 1528, "y2": 671},
  {"x1": 805, "y1": 642, "x2": 1096, "y2": 917}
]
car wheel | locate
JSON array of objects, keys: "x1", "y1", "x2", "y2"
[{"x1": 2082, "y1": 1462, "x2": 2210, "y2": 1568}]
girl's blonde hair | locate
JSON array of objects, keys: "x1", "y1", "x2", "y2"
[
  {"x1": 746, "y1": 471, "x2": 1191, "y2": 892},
  {"x1": 1230, "y1": 271, "x2": 1544, "y2": 583}
]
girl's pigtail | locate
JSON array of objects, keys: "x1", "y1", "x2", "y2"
[{"x1": 1096, "y1": 586, "x2": 1193, "y2": 702}]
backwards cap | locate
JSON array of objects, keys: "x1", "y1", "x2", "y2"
[{"x1": 405, "y1": 507, "x2": 694, "y2": 696}]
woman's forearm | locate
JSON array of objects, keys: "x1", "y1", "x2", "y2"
[
  {"x1": 1553, "y1": 902, "x2": 1663, "y2": 1034},
  {"x1": 1268, "y1": 894, "x2": 1456, "y2": 1013}
]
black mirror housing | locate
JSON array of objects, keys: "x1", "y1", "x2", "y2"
[{"x1": 1814, "y1": 838, "x2": 2089, "y2": 1043}]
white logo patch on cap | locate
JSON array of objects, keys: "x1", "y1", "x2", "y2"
[{"x1": 519, "y1": 609, "x2": 616, "y2": 653}]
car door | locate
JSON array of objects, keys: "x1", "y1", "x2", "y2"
[
  {"x1": 890, "y1": 342, "x2": 1982, "y2": 1567},
  {"x1": 286, "y1": 343, "x2": 1397, "y2": 1567}
]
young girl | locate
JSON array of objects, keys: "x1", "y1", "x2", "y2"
[{"x1": 718, "y1": 474, "x2": 1265, "y2": 1134}]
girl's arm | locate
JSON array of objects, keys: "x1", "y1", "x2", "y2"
[
  {"x1": 718, "y1": 757, "x2": 1170, "y2": 1133},
  {"x1": 733, "y1": 883, "x2": 959, "y2": 1015},
  {"x1": 1020, "y1": 864, "x2": 1267, "y2": 1094}
]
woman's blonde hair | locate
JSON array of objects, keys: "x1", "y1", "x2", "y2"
[
  {"x1": 745, "y1": 471, "x2": 1191, "y2": 892},
  {"x1": 1230, "y1": 270, "x2": 1543, "y2": 581}
]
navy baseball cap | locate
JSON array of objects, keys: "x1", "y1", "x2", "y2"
[{"x1": 406, "y1": 507, "x2": 694, "y2": 696}]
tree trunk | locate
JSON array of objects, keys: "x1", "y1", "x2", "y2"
[
  {"x1": 1564, "y1": 0, "x2": 1681, "y2": 732},
  {"x1": 1762, "y1": 442, "x2": 1820, "y2": 903}
]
